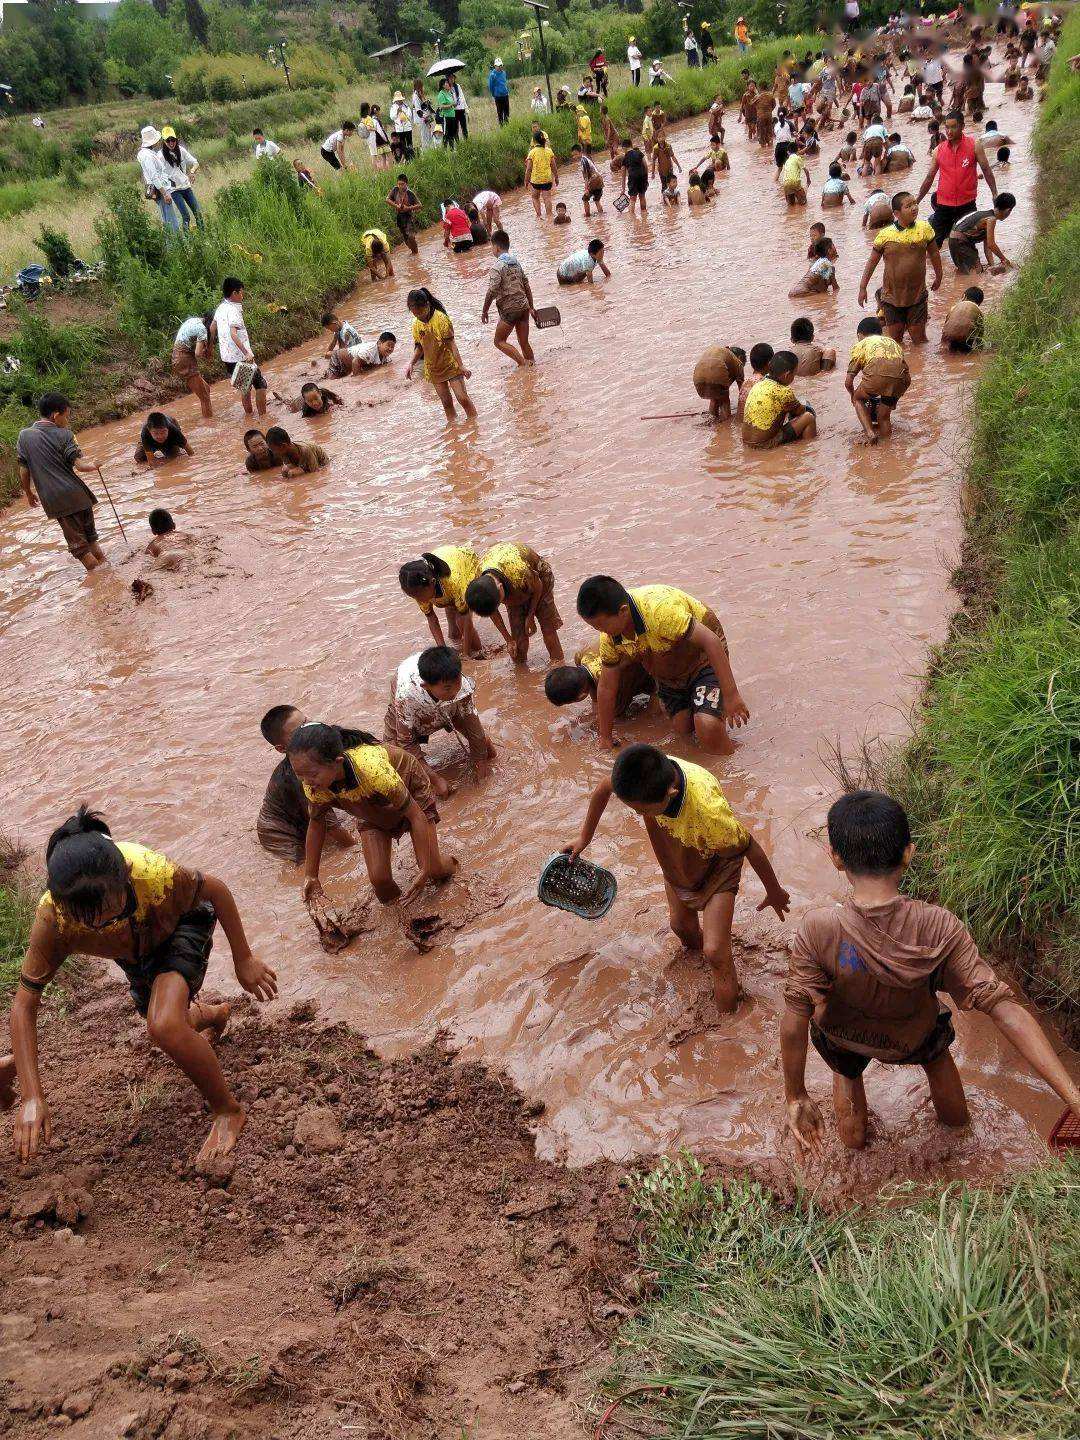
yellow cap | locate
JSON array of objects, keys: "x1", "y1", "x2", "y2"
[{"x1": 160, "y1": 125, "x2": 176, "y2": 140}]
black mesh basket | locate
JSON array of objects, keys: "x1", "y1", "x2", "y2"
[{"x1": 537, "y1": 852, "x2": 617, "y2": 920}]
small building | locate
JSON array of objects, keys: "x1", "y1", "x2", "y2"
[{"x1": 366, "y1": 41, "x2": 423, "y2": 75}]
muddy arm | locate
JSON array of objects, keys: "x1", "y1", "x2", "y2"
[{"x1": 990, "y1": 1001, "x2": 1080, "y2": 1114}]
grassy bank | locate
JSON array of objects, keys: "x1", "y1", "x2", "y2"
[
  {"x1": 869, "y1": 14, "x2": 1080, "y2": 1038},
  {"x1": 602, "y1": 1153, "x2": 1080, "y2": 1439},
  {"x1": 0, "y1": 36, "x2": 803, "y2": 504},
  {"x1": 0, "y1": 837, "x2": 35, "y2": 1001}
]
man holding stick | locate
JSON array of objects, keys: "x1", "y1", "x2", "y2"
[{"x1": 17, "y1": 392, "x2": 109, "y2": 571}]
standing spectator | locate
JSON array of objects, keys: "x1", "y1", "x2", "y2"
[
  {"x1": 389, "y1": 92, "x2": 414, "y2": 160},
  {"x1": 843, "y1": 0, "x2": 861, "y2": 34},
  {"x1": 171, "y1": 312, "x2": 215, "y2": 418},
  {"x1": 17, "y1": 393, "x2": 106, "y2": 572},
  {"x1": 628, "y1": 36, "x2": 643, "y2": 87},
  {"x1": 412, "y1": 80, "x2": 435, "y2": 149},
  {"x1": 160, "y1": 127, "x2": 201, "y2": 229},
  {"x1": 252, "y1": 127, "x2": 281, "y2": 159},
  {"x1": 734, "y1": 16, "x2": 751, "y2": 52},
  {"x1": 590, "y1": 50, "x2": 609, "y2": 95},
  {"x1": 701, "y1": 20, "x2": 717, "y2": 63},
  {"x1": 684, "y1": 27, "x2": 701, "y2": 68},
  {"x1": 370, "y1": 104, "x2": 392, "y2": 168},
  {"x1": 915, "y1": 109, "x2": 997, "y2": 249},
  {"x1": 320, "y1": 120, "x2": 356, "y2": 171},
  {"x1": 213, "y1": 277, "x2": 267, "y2": 418},
  {"x1": 488, "y1": 58, "x2": 511, "y2": 125},
  {"x1": 436, "y1": 80, "x2": 458, "y2": 147},
  {"x1": 531, "y1": 85, "x2": 549, "y2": 114},
  {"x1": 451, "y1": 76, "x2": 471, "y2": 140},
  {"x1": 136, "y1": 125, "x2": 178, "y2": 233}
]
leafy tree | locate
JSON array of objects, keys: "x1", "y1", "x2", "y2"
[
  {"x1": 105, "y1": 0, "x2": 185, "y2": 98},
  {"x1": 396, "y1": 0, "x2": 442, "y2": 42},
  {"x1": 184, "y1": 0, "x2": 210, "y2": 45},
  {"x1": 0, "y1": 0, "x2": 106, "y2": 110}
]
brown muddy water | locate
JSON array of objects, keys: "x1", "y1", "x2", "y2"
[{"x1": 3, "y1": 74, "x2": 1073, "y2": 1182}]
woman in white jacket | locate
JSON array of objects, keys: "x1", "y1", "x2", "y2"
[{"x1": 160, "y1": 126, "x2": 201, "y2": 229}]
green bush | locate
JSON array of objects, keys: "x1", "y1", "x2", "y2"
[
  {"x1": 172, "y1": 45, "x2": 349, "y2": 104},
  {"x1": 36, "y1": 226, "x2": 79, "y2": 278},
  {"x1": 0, "y1": 308, "x2": 104, "y2": 411}
]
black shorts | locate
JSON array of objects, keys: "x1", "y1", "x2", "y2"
[
  {"x1": 779, "y1": 421, "x2": 799, "y2": 444},
  {"x1": 320, "y1": 148, "x2": 343, "y2": 170},
  {"x1": 532, "y1": 181, "x2": 553, "y2": 192},
  {"x1": 810, "y1": 1008, "x2": 956, "y2": 1079},
  {"x1": 626, "y1": 174, "x2": 648, "y2": 197},
  {"x1": 452, "y1": 237, "x2": 473, "y2": 252},
  {"x1": 657, "y1": 664, "x2": 724, "y2": 719},
  {"x1": 881, "y1": 294, "x2": 929, "y2": 329},
  {"x1": 119, "y1": 903, "x2": 216, "y2": 1017}
]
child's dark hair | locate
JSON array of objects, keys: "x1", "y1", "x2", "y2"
[
  {"x1": 729, "y1": 345, "x2": 746, "y2": 364},
  {"x1": 995, "y1": 191, "x2": 1016, "y2": 212},
  {"x1": 146, "y1": 411, "x2": 169, "y2": 430},
  {"x1": 768, "y1": 351, "x2": 797, "y2": 379},
  {"x1": 845, "y1": 130, "x2": 856, "y2": 143},
  {"x1": 399, "y1": 551, "x2": 450, "y2": 594},
  {"x1": 406, "y1": 286, "x2": 446, "y2": 317},
  {"x1": 368, "y1": 235, "x2": 385, "y2": 255},
  {"x1": 320, "y1": 312, "x2": 338, "y2": 328},
  {"x1": 148, "y1": 508, "x2": 174, "y2": 536},
  {"x1": 749, "y1": 342, "x2": 774, "y2": 373},
  {"x1": 963, "y1": 285, "x2": 985, "y2": 304},
  {"x1": 39, "y1": 391, "x2": 70, "y2": 419},
  {"x1": 300, "y1": 382, "x2": 321, "y2": 396},
  {"x1": 222, "y1": 276, "x2": 243, "y2": 298},
  {"x1": 888, "y1": 131, "x2": 901, "y2": 144},
  {"x1": 577, "y1": 575, "x2": 629, "y2": 620},
  {"x1": 611, "y1": 744, "x2": 677, "y2": 804},
  {"x1": 465, "y1": 574, "x2": 502, "y2": 616},
  {"x1": 827, "y1": 790, "x2": 911, "y2": 875},
  {"x1": 997, "y1": 146, "x2": 1010, "y2": 162},
  {"x1": 587, "y1": 238, "x2": 605, "y2": 256},
  {"x1": 813, "y1": 237, "x2": 833, "y2": 257},
  {"x1": 287, "y1": 723, "x2": 376, "y2": 763},
  {"x1": 890, "y1": 189, "x2": 913, "y2": 212},
  {"x1": 828, "y1": 161, "x2": 843, "y2": 178},
  {"x1": 809, "y1": 221, "x2": 825, "y2": 235},
  {"x1": 260, "y1": 704, "x2": 300, "y2": 744},
  {"x1": 243, "y1": 428, "x2": 264, "y2": 449},
  {"x1": 417, "y1": 646, "x2": 462, "y2": 685},
  {"x1": 379, "y1": 330, "x2": 396, "y2": 343},
  {"x1": 45, "y1": 806, "x2": 127, "y2": 924},
  {"x1": 265, "y1": 426, "x2": 291, "y2": 447},
  {"x1": 544, "y1": 665, "x2": 590, "y2": 705},
  {"x1": 491, "y1": 229, "x2": 510, "y2": 248},
  {"x1": 790, "y1": 317, "x2": 814, "y2": 343},
  {"x1": 857, "y1": 316, "x2": 883, "y2": 336}
]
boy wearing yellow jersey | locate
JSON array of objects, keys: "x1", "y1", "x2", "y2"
[
  {"x1": 399, "y1": 546, "x2": 485, "y2": 657},
  {"x1": 845, "y1": 317, "x2": 911, "y2": 443},
  {"x1": 741, "y1": 351, "x2": 816, "y2": 450},
  {"x1": 7, "y1": 808, "x2": 277, "y2": 1171},
  {"x1": 565, "y1": 744, "x2": 790, "y2": 1011},
  {"x1": 857, "y1": 190, "x2": 942, "y2": 345},
  {"x1": 576, "y1": 577, "x2": 748, "y2": 755},
  {"x1": 288, "y1": 724, "x2": 454, "y2": 906},
  {"x1": 544, "y1": 645, "x2": 654, "y2": 721},
  {"x1": 361, "y1": 228, "x2": 394, "y2": 281},
  {"x1": 465, "y1": 542, "x2": 564, "y2": 665}
]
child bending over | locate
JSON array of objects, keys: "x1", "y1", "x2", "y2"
[
  {"x1": 465, "y1": 542, "x2": 564, "y2": 665},
  {"x1": 399, "y1": 546, "x2": 485, "y2": 657},
  {"x1": 383, "y1": 645, "x2": 496, "y2": 795}
]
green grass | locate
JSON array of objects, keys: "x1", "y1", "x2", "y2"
[
  {"x1": 602, "y1": 1153, "x2": 1080, "y2": 1440},
  {"x1": 0, "y1": 835, "x2": 36, "y2": 1002},
  {"x1": 876, "y1": 12, "x2": 1080, "y2": 1037}
]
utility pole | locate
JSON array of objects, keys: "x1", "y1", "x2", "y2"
[
  {"x1": 522, "y1": 0, "x2": 554, "y2": 116},
  {"x1": 275, "y1": 40, "x2": 293, "y2": 90}
]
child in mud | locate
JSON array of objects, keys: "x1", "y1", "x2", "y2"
[
  {"x1": 858, "y1": 191, "x2": 942, "y2": 346},
  {"x1": 947, "y1": 193, "x2": 1016, "y2": 273},
  {"x1": 742, "y1": 352, "x2": 817, "y2": 450},
  {"x1": 737, "y1": 343, "x2": 773, "y2": 420},
  {"x1": 265, "y1": 427, "x2": 329, "y2": 477},
  {"x1": 362, "y1": 228, "x2": 394, "y2": 281},
  {"x1": 328, "y1": 333, "x2": 397, "y2": 379},
  {"x1": 145, "y1": 508, "x2": 190, "y2": 558},
  {"x1": 571, "y1": 144, "x2": 605, "y2": 215},
  {"x1": 940, "y1": 286, "x2": 985, "y2": 353},
  {"x1": 778, "y1": 144, "x2": 811, "y2": 203},
  {"x1": 134, "y1": 412, "x2": 193, "y2": 466},
  {"x1": 836, "y1": 130, "x2": 858, "y2": 164},
  {"x1": 553, "y1": 201, "x2": 572, "y2": 225},
  {"x1": 821, "y1": 161, "x2": 854, "y2": 207},
  {"x1": 789, "y1": 238, "x2": 839, "y2": 297},
  {"x1": 243, "y1": 429, "x2": 277, "y2": 473},
  {"x1": 271, "y1": 383, "x2": 344, "y2": 417},
  {"x1": 790, "y1": 318, "x2": 836, "y2": 375},
  {"x1": 545, "y1": 647, "x2": 654, "y2": 722},
  {"x1": 386, "y1": 174, "x2": 421, "y2": 256},
  {"x1": 781, "y1": 790, "x2": 1080, "y2": 1153},
  {"x1": 405, "y1": 288, "x2": 476, "y2": 423},
  {"x1": 563, "y1": 745, "x2": 790, "y2": 1013},
  {"x1": 290, "y1": 724, "x2": 456, "y2": 907},
  {"x1": 576, "y1": 577, "x2": 747, "y2": 755},
  {"x1": 322, "y1": 312, "x2": 362, "y2": 355},
  {"x1": 465, "y1": 542, "x2": 564, "y2": 666},
  {"x1": 692, "y1": 345, "x2": 746, "y2": 420},
  {"x1": 257, "y1": 705, "x2": 358, "y2": 864},
  {"x1": 383, "y1": 646, "x2": 496, "y2": 795},
  {"x1": 862, "y1": 188, "x2": 893, "y2": 230},
  {"x1": 399, "y1": 547, "x2": 485, "y2": 658},
  {"x1": 557, "y1": 239, "x2": 610, "y2": 286},
  {"x1": 5, "y1": 807, "x2": 277, "y2": 1171},
  {"x1": 845, "y1": 317, "x2": 911, "y2": 444},
  {"x1": 806, "y1": 223, "x2": 838, "y2": 262}
]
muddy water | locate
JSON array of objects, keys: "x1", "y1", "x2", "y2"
[{"x1": 3, "y1": 71, "x2": 1073, "y2": 1177}]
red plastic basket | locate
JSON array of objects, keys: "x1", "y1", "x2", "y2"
[{"x1": 1048, "y1": 1108, "x2": 1080, "y2": 1150}]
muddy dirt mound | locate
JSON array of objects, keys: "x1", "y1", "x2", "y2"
[{"x1": 0, "y1": 974, "x2": 643, "y2": 1439}]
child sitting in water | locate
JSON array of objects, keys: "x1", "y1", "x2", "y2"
[
  {"x1": 272, "y1": 383, "x2": 344, "y2": 416},
  {"x1": 265, "y1": 426, "x2": 329, "y2": 477},
  {"x1": 328, "y1": 332, "x2": 396, "y2": 379},
  {"x1": 940, "y1": 286, "x2": 985, "y2": 353},
  {"x1": 687, "y1": 171, "x2": 710, "y2": 206},
  {"x1": 742, "y1": 351, "x2": 817, "y2": 449},
  {"x1": 134, "y1": 412, "x2": 192, "y2": 466},
  {"x1": 399, "y1": 546, "x2": 484, "y2": 657},
  {"x1": 383, "y1": 646, "x2": 496, "y2": 794},
  {"x1": 557, "y1": 239, "x2": 610, "y2": 285},
  {"x1": 836, "y1": 130, "x2": 858, "y2": 163},
  {"x1": 790, "y1": 317, "x2": 836, "y2": 375},
  {"x1": 553, "y1": 201, "x2": 572, "y2": 225},
  {"x1": 737, "y1": 342, "x2": 773, "y2": 419},
  {"x1": 564, "y1": 744, "x2": 790, "y2": 1012},
  {"x1": 575, "y1": 576, "x2": 747, "y2": 755},
  {"x1": 145, "y1": 507, "x2": 188, "y2": 557},
  {"x1": 789, "y1": 238, "x2": 839, "y2": 297},
  {"x1": 545, "y1": 646, "x2": 654, "y2": 722},
  {"x1": 465, "y1": 542, "x2": 564, "y2": 666},
  {"x1": 806, "y1": 222, "x2": 838, "y2": 261},
  {"x1": 781, "y1": 789, "x2": 1080, "y2": 1152},
  {"x1": 778, "y1": 143, "x2": 811, "y2": 203},
  {"x1": 322, "y1": 311, "x2": 361, "y2": 355},
  {"x1": 995, "y1": 145, "x2": 1011, "y2": 169},
  {"x1": 845, "y1": 316, "x2": 910, "y2": 445},
  {"x1": 4, "y1": 806, "x2": 277, "y2": 1172},
  {"x1": 862, "y1": 188, "x2": 892, "y2": 229},
  {"x1": 290, "y1": 724, "x2": 456, "y2": 907},
  {"x1": 821, "y1": 161, "x2": 854, "y2": 207},
  {"x1": 243, "y1": 429, "x2": 277, "y2": 473}
]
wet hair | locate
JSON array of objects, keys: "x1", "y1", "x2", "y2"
[
  {"x1": 964, "y1": 286, "x2": 985, "y2": 304},
  {"x1": 748, "y1": 342, "x2": 774, "y2": 373},
  {"x1": 265, "y1": 426, "x2": 291, "y2": 447},
  {"x1": 406, "y1": 286, "x2": 447, "y2": 318},
  {"x1": 465, "y1": 574, "x2": 502, "y2": 616},
  {"x1": 45, "y1": 806, "x2": 128, "y2": 924},
  {"x1": 146, "y1": 411, "x2": 170, "y2": 433},
  {"x1": 399, "y1": 552, "x2": 450, "y2": 594},
  {"x1": 491, "y1": 229, "x2": 510, "y2": 249},
  {"x1": 828, "y1": 161, "x2": 843, "y2": 178},
  {"x1": 845, "y1": 130, "x2": 857, "y2": 143},
  {"x1": 222, "y1": 276, "x2": 243, "y2": 298},
  {"x1": 611, "y1": 744, "x2": 677, "y2": 805},
  {"x1": 587, "y1": 239, "x2": 605, "y2": 257},
  {"x1": 39, "y1": 391, "x2": 70, "y2": 419},
  {"x1": 729, "y1": 345, "x2": 746, "y2": 364},
  {"x1": 321, "y1": 312, "x2": 339, "y2": 327},
  {"x1": 260, "y1": 703, "x2": 300, "y2": 745},
  {"x1": 379, "y1": 331, "x2": 396, "y2": 344},
  {"x1": 555, "y1": 200, "x2": 568, "y2": 210},
  {"x1": 287, "y1": 723, "x2": 377, "y2": 763},
  {"x1": 243, "y1": 428, "x2": 265, "y2": 450},
  {"x1": 813, "y1": 237, "x2": 833, "y2": 257},
  {"x1": 827, "y1": 790, "x2": 911, "y2": 875},
  {"x1": 994, "y1": 191, "x2": 1016, "y2": 212},
  {"x1": 768, "y1": 351, "x2": 797, "y2": 380},
  {"x1": 577, "y1": 575, "x2": 630, "y2": 620},
  {"x1": 300, "y1": 382, "x2": 321, "y2": 398},
  {"x1": 946, "y1": 109, "x2": 964, "y2": 125},
  {"x1": 857, "y1": 316, "x2": 883, "y2": 336},
  {"x1": 888, "y1": 132, "x2": 901, "y2": 144},
  {"x1": 417, "y1": 646, "x2": 462, "y2": 686},
  {"x1": 890, "y1": 189, "x2": 913, "y2": 212},
  {"x1": 809, "y1": 221, "x2": 825, "y2": 235},
  {"x1": 148, "y1": 508, "x2": 175, "y2": 535},
  {"x1": 368, "y1": 235, "x2": 385, "y2": 256},
  {"x1": 544, "y1": 665, "x2": 591, "y2": 706},
  {"x1": 997, "y1": 146, "x2": 1011, "y2": 163},
  {"x1": 790, "y1": 317, "x2": 814, "y2": 343}
]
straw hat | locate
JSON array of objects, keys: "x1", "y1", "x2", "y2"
[
  {"x1": 160, "y1": 124, "x2": 176, "y2": 140},
  {"x1": 140, "y1": 124, "x2": 161, "y2": 146},
  {"x1": 393, "y1": 90, "x2": 404, "y2": 102}
]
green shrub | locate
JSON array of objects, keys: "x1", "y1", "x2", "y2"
[
  {"x1": 36, "y1": 226, "x2": 79, "y2": 278},
  {"x1": 172, "y1": 45, "x2": 348, "y2": 104}
]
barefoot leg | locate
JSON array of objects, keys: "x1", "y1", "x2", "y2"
[
  {"x1": 702, "y1": 890, "x2": 739, "y2": 1012},
  {"x1": 832, "y1": 1071, "x2": 868, "y2": 1148},
  {"x1": 924, "y1": 1051, "x2": 970, "y2": 1127},
  {"x1": 665, "y1": 886, "x2": 703, "y2": 952},
  {"x1": 189, "y1": 1000, "x2": 231, "y2": 1039}
]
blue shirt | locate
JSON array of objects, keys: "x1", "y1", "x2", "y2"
[{"x1": 488, "y1": 67, "x2": 509, "y2": 98}]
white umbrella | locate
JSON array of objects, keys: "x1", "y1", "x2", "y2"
[{"x1": 427, "y1": 57, "x2": 467, "y2": 77}]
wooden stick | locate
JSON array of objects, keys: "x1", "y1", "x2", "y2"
[
  {"x1": 639, "y1": 410, "x2": 704, "y2": 420},
  {"x1": 94, "y1": 465, "x2": 132, "y2": 551}
]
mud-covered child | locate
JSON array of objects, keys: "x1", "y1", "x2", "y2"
[
  {"x1": 383, "y1": 645, "x2": 496, "y2": 796},
  {"x1": 790, "y1": 317, "x2": 836, "y2": 375},
  {"x1": 940, "y1": 286, "x2": 984, "y2": 353},
  {"x1": 289, "y1": 724, "x2": 456, "y2": 906},
  {"x1": 737, "y1": 343, "x2": 772, "y2": 420},
  {"x1": 565, "y1": 744, "x2": 790, "y2": 1011},
  {"x1": 257, "y1": 705, "x2": 358, "y2": 864},
  {"x1": 781, "y1": 790, "x2": 1080, "y2": 1151},
  {"x1": 845, "y1": 317, "x2": 910, "y2": 443},
  {"x1": 576, "y1": 576, "x2": 748, "y2": 755},
  {"x1": 544, "y1": 645, "x2": 654, "y2": 723},
  {"x1": 465, "y1": 542, "x2": 564, "y2": 665},
  {"x1": 3, "y1": 807, "x2": 277, "y2": 1170},
  {"x1": 399, "y1": 546, "x2": 485, "y2": 657},
  {"x1": 741, "y1": 352, "x2": 817, "y2": 449}
]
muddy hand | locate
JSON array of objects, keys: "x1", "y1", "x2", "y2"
[
  {"x1": 757, "y1": 886, "x2": 791, "y2": 922},
  {"x1": 302, "y1": 876, "x2": 324, "y2": 903},
  {"x1": 235, "y1": 952, "x2": 278, "y2": 1002},
  {"x1": 14, "y1": 1096, "x2": 51, "y2": 1162},
  {"x1": 724, "y1": 691, "x2": 751, "y2": 727},
  {"x1": 786, "y1": 1096, "x2": 824, "y2": 1153}
]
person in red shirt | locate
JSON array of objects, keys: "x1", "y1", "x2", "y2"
[
  {"x1": 441, "y1": 201, "x2": 474, "y2": 253},
  {"x1": 915, "y1": 109, "x2": 997, "y2": 250}
]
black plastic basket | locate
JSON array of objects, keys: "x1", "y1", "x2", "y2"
[
  {"x1": 534, "y1": 305, "x2": 562, "y2": 329},
  {"x1": 537, "y1": 852, "x2": 617, "y2": 920}
]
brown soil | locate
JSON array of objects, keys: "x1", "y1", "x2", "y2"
[
  {"x1": 0, "y1": 286, "x2": 115, "y2": 342},
  {"x1": 0, "y1": 970, "x2": 644, "y2": 1439}
]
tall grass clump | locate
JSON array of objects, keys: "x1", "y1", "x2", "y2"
[
  {"x1": 0, "y1": 833, "x2": 36, "y2": 1002},
  {"x1": 603, "y1": 1153, "x2": 1080, "y2": 1440},
  {"x1": 877, "y1": 11, "x2": 1080, "y2": 1035}
]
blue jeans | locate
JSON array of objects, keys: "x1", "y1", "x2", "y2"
[
  {"x1": 171, "y1": 188, "x2": 202, "y2": 228},
  {"x1": 157, "y1": 196, "x2": 181, "y2": 232}
]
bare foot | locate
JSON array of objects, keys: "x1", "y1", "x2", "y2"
[
  {"x1": 858, "y1": 432, "x2": 878, "y2": 445},
  {"x1": 196, "y1": 1001, "x2": 231, "y2": 1041},
  {"x1": 430, "y1": 773, "x2": 452, "y2": 799},
  {"x1": 195, "y1": 1106, "x2": 246, "y2": 1176},
  {"x1": 0, "y1": 1055, "x2": 17, "y2": 1111},
  {"x1": 435, "y1": 856, "x2": 459, "y2": 885}
]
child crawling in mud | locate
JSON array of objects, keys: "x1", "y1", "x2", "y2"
[
  {"x1": 3, "y1": 807, "x2": 277, "y2": 1170},
  {"x1": 544, "y1": 646, "x2": 654, "y2": 723},
  {"x1": 564, "y1": 744, "x2": 790, "y2": 1012},
  {"x1": 781, "y1": 791, "x2": 1080, "y2": 1152},
  {"x1": 289, "y1": 723, "x2": 456, "y2": 907}
]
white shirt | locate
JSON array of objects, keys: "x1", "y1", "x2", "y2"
[
  {"x1": 161, "y1": 145, "x2": 197, "y2": 188},
  {"x1": 392, "y1": 654, "x2": 476, "y2": 739},
  {"x1": 864, "y1": 189, "x2": 887, "y2": 214},
  {"x1": 174, "y1": 316, "x2": 208, "y2": 351},
  {"x1": 531, "y1": 93, "x2": 549, "y2": 112},
  {"x1": 213, "y1": 298, "x2": 252, "y2": 365},
  {"x1": 347, "y1": 339, "x2": 388, "y2": 368},
  {"x1": 254, "y1": 138, "x2": 281, "y2": 159},
  {"x1": 923, "y1": 58, "x2": 943, "y2": 84},
  {"x1": 774, "y1": 119, "x2": 793, "y2": 142},
  {"x1": 473, "y1": 189, "x2": 500, "y2": 210},
  {"x1": 628, "y1": 44, "x2": 642, "y2": 69},
  {"x1": 451, "y1": 83, "x2": 469, "y2": 113},
  {"x1": 684, "y1": 35, "x2": 698, "y2": 52},
  {"x1": 390, "y1": 100, "x2": 413, "y2": 132},
  {"x1": 323, "y1": 129, "x2": 345, "y2": 152},
  {"x1": 137, "y1": 145, "x2": 172, "y2": 196}
]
